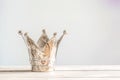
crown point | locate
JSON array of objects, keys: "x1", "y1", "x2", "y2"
[
  {"x1": 18, "y1": 30, "x2": 22, "y2": 35},
  {"x1": 53, "y1": 32, "x2": 57, "y2": 36},
  {"x1": 42, "y1": 29, "x2": 46, "y2": 33},
  {"x1": 63, "y1": 30, "x2": 67, "y2": 34}
]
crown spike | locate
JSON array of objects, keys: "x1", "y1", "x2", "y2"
[
  {"x1": 37, "y1": 29, "x2": 49, "y2": 51},
  {"x1": 55, "y1": 30, "x2": 67, "y2": 57}
]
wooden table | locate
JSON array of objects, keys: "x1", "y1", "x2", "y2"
[{"x1": 0, "y1": 65, "x2": 120, "y2": 80}]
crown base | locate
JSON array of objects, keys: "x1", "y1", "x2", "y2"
[{"x1": 31, "y1": 65, "x2": 54, "y2": 72}]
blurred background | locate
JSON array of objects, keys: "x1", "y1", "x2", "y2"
[{"x1": 0, "y1": 0, "x2": 120, "y2": 66}]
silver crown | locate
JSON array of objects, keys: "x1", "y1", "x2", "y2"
[{"x1": 18, "y1": 29, "x2": 67, "y2": 72}]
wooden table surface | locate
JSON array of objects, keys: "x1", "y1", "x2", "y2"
[{"x1": 1, "y1": 65, "x2": 120, "y2": 80}]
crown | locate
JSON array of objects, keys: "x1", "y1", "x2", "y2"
[{"x1": 18, "y1": 29, "x2": 67, "y2": 71}]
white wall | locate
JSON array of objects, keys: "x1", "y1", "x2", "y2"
[{"x1": 0, "y1": 0, "x2": 120, "y2": 65}]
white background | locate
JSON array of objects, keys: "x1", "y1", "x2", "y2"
[{"x1": 0, "y1": 0, "x2": 120, "y2": 65}]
